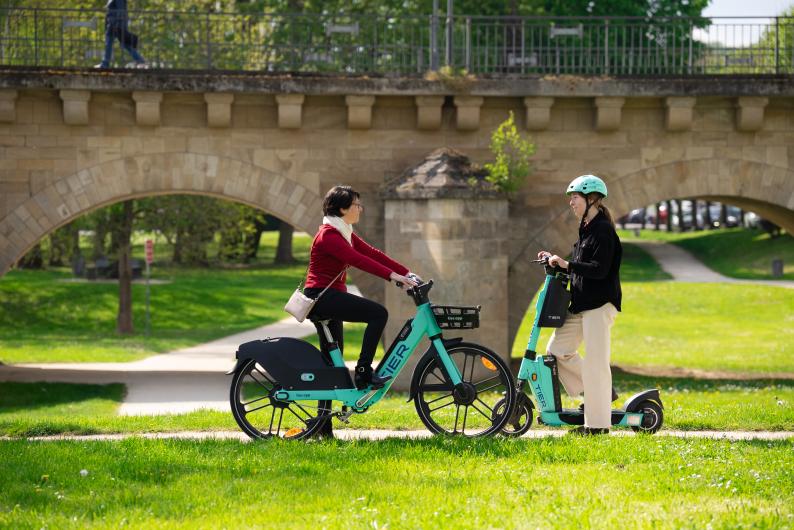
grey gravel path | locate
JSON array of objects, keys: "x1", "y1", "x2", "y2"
[{"x1": 631, "y1": 240, "x2": 794, "y2": 288}]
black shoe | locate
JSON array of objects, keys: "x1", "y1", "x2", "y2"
[
  {"x1": 354, "y1": 365, "x2": 391, "y2": 390},
  {"x1": 568, "y1": 426, "x2": 610, "y2": 436}
]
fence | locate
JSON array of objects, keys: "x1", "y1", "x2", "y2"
[{"x1": 0, "y1": 8, "x2": 792, "y2": 75}]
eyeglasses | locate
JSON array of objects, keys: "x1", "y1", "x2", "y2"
[{"x1": 351, "y1": 202, "x2": 364, "y2": 210}]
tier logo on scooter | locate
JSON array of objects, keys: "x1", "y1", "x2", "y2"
[{"x1": 382, "y1": 344, "x2": 409, "y2": 377}]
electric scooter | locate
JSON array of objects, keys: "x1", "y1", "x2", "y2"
[
  {"x1": 498, "y1": 257, "x2": 664, "y2": 436},
  {"x1": 228, "y1": 279, "x2": 517, "y2": 439}
]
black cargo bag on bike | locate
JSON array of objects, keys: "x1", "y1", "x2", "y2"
[{"x1": 538, "y1": 276, "x2": 571, "y2": 328}]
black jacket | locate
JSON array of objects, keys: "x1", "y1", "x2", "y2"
[
  {"x1": 106, "y1": 0, "x2": 128, "y2": 27},
  {"x1": 567, "y1": 210, "x2": 622, "y2": 314}
]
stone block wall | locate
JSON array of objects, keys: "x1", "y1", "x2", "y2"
[{"x1": 384, "y1": 197, "x2": 509, "y2": 388}]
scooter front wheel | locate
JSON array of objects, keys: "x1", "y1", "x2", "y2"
[
  {"x1": 413, "y1": 343, "x2": 515, "y2": 437},
  {"x1": 230, "y1": 359, "x2": 331, "y2": 440}
]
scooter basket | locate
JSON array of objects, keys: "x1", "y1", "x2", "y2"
[
  {"x1": 432, "y1": 305, "x2": 480, "y2": 329},
  {"x1": 538, "y1": 277, "x2": 571, "y2": 328}
]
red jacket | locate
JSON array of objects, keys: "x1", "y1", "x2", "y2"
[{"x1": 305, "y1": 225, "x2": 409, "y2": 292}]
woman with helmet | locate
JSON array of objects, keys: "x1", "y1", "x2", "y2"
[{"x1": 537, "y1": 174, "x2": 622, "y2": 436}]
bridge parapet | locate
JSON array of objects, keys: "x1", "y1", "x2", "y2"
[{"x1": 1, "y1": 8, "x2": 792, "y2": 76}]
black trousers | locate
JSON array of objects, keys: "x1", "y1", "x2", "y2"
[{"x1": 304, "y1": 287, "x2": 388, "y2": 367}]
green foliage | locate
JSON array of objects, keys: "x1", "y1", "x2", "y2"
[
  {"x1": 0, "y1": 437, "x2": 791, "y2": 528},
  {"x1": 483, "y1": 111, "x2": 535, "y2": 194},
  {"x1": 0, "y1": 233, "x2": 313, "y2": 363},
  {"x1": 1, "y1": 375, "x2": 792, "y2": 435},
  {"x1": 512, "y1": 242, "x2": 794, "y2": 373}
]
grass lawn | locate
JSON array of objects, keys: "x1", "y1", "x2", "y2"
[
  {"x1": 0, "y1": 233, "x2": 313, "y2": 364},
  {"x1": 1, "y1": 377, "x2": 791, "y2": 436},
  {"x1": 0, "y1": 437, "x2": 791, "y2": 529},
  {"x1": 618, "y1": 227, "x2": 794, "y2": 280},
  {"x1": 512, "y1": 243, "x2": 794, "y2": 374}
]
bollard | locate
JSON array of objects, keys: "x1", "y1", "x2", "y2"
[{"x1": 771, "y1": 259, "x2": 784, "y2": 278}]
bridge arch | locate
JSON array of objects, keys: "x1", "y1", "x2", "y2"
[{"x1": 0, "y1": 152, "x2": 324, "y2": 274}]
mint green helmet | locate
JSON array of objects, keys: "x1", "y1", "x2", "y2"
[{"x1": 566, "y1": 174, "x2": 608, "y2": 198}]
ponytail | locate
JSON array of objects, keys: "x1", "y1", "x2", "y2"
[{"x1": 598, "y1": 205, "x2": 616, "y2": 228}]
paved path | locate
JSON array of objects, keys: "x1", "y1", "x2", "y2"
[
  {"x1": 0, "y1": 315, "x2": 318, "y2": 416},
  {"x1": 2, "y1": 429, "x2": 792, "y2": 443},
  {"x1": 0, "y1": 286, "x2": 364, "y2": 416},
  {"x1": 631, "y1": 240, "x2": 794, "y2": 288}
]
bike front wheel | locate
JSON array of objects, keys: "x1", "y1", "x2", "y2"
[
  {"x1": 413, "y1": 343, "x2": 515, "y2": 437},
  {"x1": 230, "y1": 358, "x2": 331, "y2": 440}
]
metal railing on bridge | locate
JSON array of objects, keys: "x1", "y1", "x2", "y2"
[{"x1": 0, "y1": 8, "x2": 792, "y2": 75}]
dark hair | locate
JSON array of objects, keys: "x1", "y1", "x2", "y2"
[{"x1": 322, "y1": 185, "x2": 360, "y2": 217}]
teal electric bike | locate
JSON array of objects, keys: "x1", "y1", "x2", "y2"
[
  {"x1": 229, "y1": 279, "x2": 516, "y2": 440},
  {"x1": 498, "y1": 258, "x2": 664, "y2": 436}
]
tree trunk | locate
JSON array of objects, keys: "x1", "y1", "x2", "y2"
[
  {"x1": 654, "y1": 203, "x2": 661, "y2": 231},
  {"x1": 704, "y1": 201, "x2": 712, "y2": 229},
  {"x1": 116, "y1": 200, "x2": 134, "y2": 335},
  {"x1": 274, "y1": 221, "x2": 296, "y2": 264},
  {"x1": 93, "y1": 216, "x2": 107, "y2": 260},
  {"x1": 172, "y1": 226, "x2": 183, "y2": 264},
  {"x1": 676, "y1": 199, "x2": 684, "y2": 231},
  {"x1": 665, "y1": 200, "x2": 673, "y2": 232},
  {"x1": 720, "y1": 203, "x2": 728, "y2": 228}
]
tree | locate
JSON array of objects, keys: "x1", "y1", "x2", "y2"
[
  {"x1": 274, "y1": 220, "x2": 295, "y2": 264},
  {"x1": 108, "y1": 200, "x2": 135, "y2": 334},
  {"x1": 484, "y1": 111, "x2": 535, "y2": 194}
]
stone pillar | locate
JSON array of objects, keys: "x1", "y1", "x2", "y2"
[
  {"x1": 0, "y1": 90, "x2": 18, "y2": 122},
  {"x1": 736, "y1": 97, "x2": 768, "y2": 132},
  {"x1": 594, "y1": 96, "x2": 624, "y2": 132},
  {"x1": 524, "y1": 96, "x2": 554, "y2": 131},
  {"x1": 665, "y1": 96, "x2": 696, "y2": 131},
  {"x1": 346, "y1": 95, "x2": 375, "y2": 129},
  {"x1": 415, "y1": 96, "x2": 445, "y2": 130},
  {"x1": 59, "y1": 90, "x2": 91, "y2": 125},
  {"x1": 454, "y1": 96, "x2": 484, "y2": 131},
  {"x1": 132, "y1": 91, "x2": 163, "y2": 126},
  {"x1": 204, "y1": 93, "x2": 234, "y2": 128},
  {"x1": 276, "y1": 94, "x2": 305, "y2": 129},
  {"x1": 383, "y1": 195, "x2": 509, "y2": 390}
]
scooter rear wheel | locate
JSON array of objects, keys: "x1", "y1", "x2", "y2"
[
  {"x1": 414, "y1": 343, "x2": 515, "y2": 437},
  {"x1": 630, "y1": 400, "x2": 664, "y2": 434},
  {"x1": 230, "y1": 359, "x2": 331, "y2": 440}
]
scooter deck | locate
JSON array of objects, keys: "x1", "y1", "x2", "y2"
[{"x1": 541, "y1": 408, "x2": 640, "y2": 427}]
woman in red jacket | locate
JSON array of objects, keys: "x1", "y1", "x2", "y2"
[{"x1": 304, "y1": 185, "x2": 418, "y2": 391}]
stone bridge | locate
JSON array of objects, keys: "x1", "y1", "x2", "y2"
[{"x1": 1, "y1": 69, "x2": 793, "y2": 361}]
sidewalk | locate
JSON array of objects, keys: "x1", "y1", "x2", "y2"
[
  {"x1": 631, "y1": 240, "x2": 794, "y2": 288},
  {"x1": 3, "y1": 429, "x2": 792, "y2": 443},
  {"x1": 0, "y1": 315, "x2": 317, "y2": 416},
  {"x1": 0, "y1": 286, "x2": 364, "y2": 416}
]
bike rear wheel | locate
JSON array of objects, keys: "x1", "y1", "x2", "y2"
[
  {"x1": 230, "y1": 359, "x2": 331, "y2": 440},
  {"x1": 414, "y1": 343, "x2": 515, "y2": 437}
]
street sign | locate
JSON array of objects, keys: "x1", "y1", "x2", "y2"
[{"x1": 145, "y1": 239, "x2": 154, "y2": 264}]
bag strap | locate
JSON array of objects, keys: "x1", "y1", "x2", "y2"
[{"x1": 314, "y1": 267, "x2": 348, "y2": 302}]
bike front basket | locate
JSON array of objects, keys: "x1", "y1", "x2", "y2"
[{"x1": 431, "y1": 305, "x2": 480, "y2": 329}]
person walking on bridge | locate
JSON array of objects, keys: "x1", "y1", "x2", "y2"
[{"x1": 95, "y1": 0, "x2": 147, "y2": 69}]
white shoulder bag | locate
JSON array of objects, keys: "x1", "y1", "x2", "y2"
[{"x1": 284, "y1": 268, "x2": 346, "y2": 322}]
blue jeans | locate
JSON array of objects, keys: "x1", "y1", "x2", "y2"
[{"x1": 99, "y1": 27, "x2": 145, "y2": 67}]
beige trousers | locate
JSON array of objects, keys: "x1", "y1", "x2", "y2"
[{"x1": 546, "y1": 302, "x2": 618, "y2": 429}]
